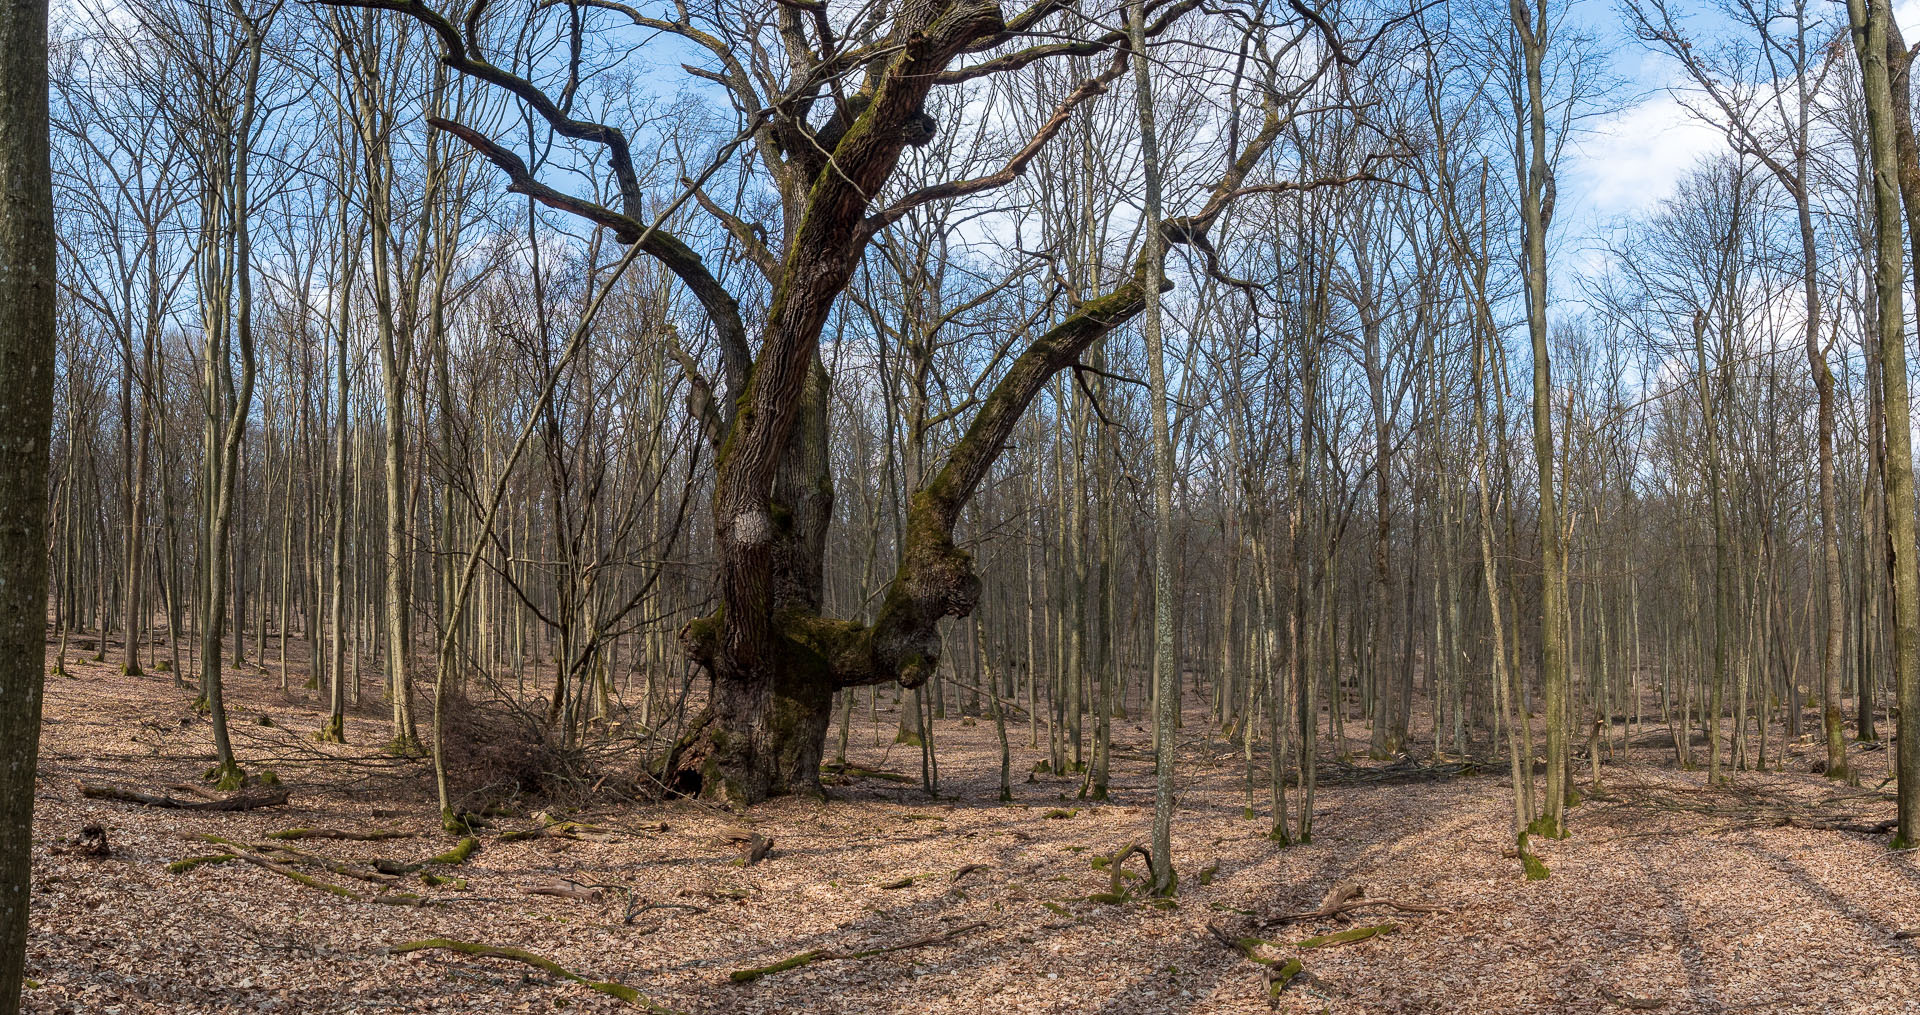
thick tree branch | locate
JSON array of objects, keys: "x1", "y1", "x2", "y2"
[
  {"x1": 864, "y1": 49, "x2": 1129, "y2": 237},
  {"x1": 834, "y1": 86, "x2": 1319, "y2": 690},
  {"x1": 937, "y1": 0, "x2": 1199, "y2": 84},
  {"x1": 419, "y1": 116, "x2": 754, "y2": 400}
]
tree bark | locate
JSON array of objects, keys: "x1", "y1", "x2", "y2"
[{"x1": 0, "y1": 0, "x2": 54, "y2": 1006}]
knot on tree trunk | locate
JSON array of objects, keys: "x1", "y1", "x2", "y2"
[{"x1": 679, "y1": 608, "x2": 721, "y2": 671}]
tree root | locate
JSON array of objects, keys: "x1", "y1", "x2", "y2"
[
  {"x1": 1295, "y1": 923, "x2": 1397, "y2": 948},
  {"x1": 376, "y1": 836, "x2": 481, "y2": 874},
  {"x1": 1596, "y1": 983, "x2": 1668, "y2": 1009},
  {"x1": 167, "y1": 854, "x2": 240, "y2": 873},
  {"x1": 267, "y1": 826, "x2": 415, "y2": 841},
  {"x1": 423, "y1": 836, "x2": 479, "y2": 866},
  {"x1": 1207, "y1": 923, "x2": 1308, "y2": 1002},
  {"x1": 386, "y1": 938, "x2": 677, "y2": 1012},
  {"x1": 1517, "y1": 832, "x2": 1550, "y2": 881},
  {"x1": 81, "y1": 781, "x2": 289, "y2": 811},
  {"x1": 728, "y1": 921, "x2": 988, "y2": 984},
  {"x1": 499, "y1": 820, "x2": 616, "y2": 843},
  {"x1": 1086, "y1": 841, "x2": 1153, "y2": 903},
  {"x1": 177, "y1": 834, "x2": 469, "y2": 905},
  {"x1": 1263, "y1": 882, "x2": 1448, "y2": 925},
  {"x1": 200, "y1": 835, "x2": 400, "y2": 886}
]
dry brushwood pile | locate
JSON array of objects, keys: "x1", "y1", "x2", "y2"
[{"x1": 18, "y1": 653, "x2": 1920, "y2": 1015}]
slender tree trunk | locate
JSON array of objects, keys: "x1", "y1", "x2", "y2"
[
  {"x1": 1132, "y1": 0, "x2": 1178, "y2": 896},
  {"x1": 1511, "y1": 0, "x2": 1569, "y2": 836},
  {"x1": 1865, "y1": 3, "x2": 1920, "y2": 843}
]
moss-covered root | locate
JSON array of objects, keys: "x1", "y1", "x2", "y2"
[
  {"x1": 1264, "y1": 958, "x2": 1305, "y2": 999},
  {"x1": 425, "y1": 836, "x2": 479, "y2": 866},
  {"x1": 728, "y1": 921, "x2": 989, "y2": 985},
  {"x1": 1100, "y1": 840, "x2": 1153, "y2": 902},
  {"x1": 312, "y1": 717, "x2": 345, "y2": 745},
  {"x1": 1207, "y1": 922, "x2": 1307, "y2": 999},
  {"x1": 1294, "y1": 923, "x2": 1398, "y2": 949},
  {"x1": 1517, "y1": 832, "x2": 1550, "y2": 881},
  {"x1": 729, "y1": 949, "x2": 826, "y2": 983},
  {"x1": 167, "y1": 853, "x2": 240, "y2": 873},
  {"x1": 204, "y1": 762, "x2": 248, "y2": 792},
  {"x1": 267, "y1": 827, "x2": 414, "y2": 842},
  {"x1": 376, "y1": 835, "x2": 480, "y2": 875},
  {"x1": 228, "y1": 849, "x2": 363, "y2": 900},
  {"x1": 388, "y1": 939, "x2": 675, "y2": 1011}
]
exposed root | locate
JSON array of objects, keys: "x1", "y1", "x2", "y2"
[
  {"x1": 386, "y1": 938, "x2": 677, "y2": 1011},
  {"x1": 1296, "y1": 922, "x2": 1397, "y2": 948},
  {"x1": 1263, "y1": 882, "x2": 1448, "y2": 925},
  {"x1": 1087, "y1": 840, "x2": 1153, "y2": 903},
  {"x1": 499, "y1": 819, "x2": 618, "y2": 843},
  {"x1": 423, "y1": 837, "x2": 479, "y2": 866},
  {"x1": 1207, "y1": 923, "x2": 1308, "y2": 1002},
  {"x1": 166, "y1": 854, "x2": 240, "y2": 873},
  {"x1": 1518, "y1": 832, "x2": 1550, "y2": 881},
  {"x1": 728, "y1": 921, "x2": 989, "y2": 984},
  {"x1": 266, "y1": 827, "x2": 415, "y2": 841},
  {"x1": 1596, "y1": 983, "x2": 1669, "y2": 1010}
]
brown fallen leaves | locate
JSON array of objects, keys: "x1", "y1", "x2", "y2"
[{"x1": 21, "y1": 650, "x2": 1920, "y2": 1014}]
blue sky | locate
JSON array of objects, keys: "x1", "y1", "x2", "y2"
[{"x1": 1558, "y1": 0, "x2": 1920, "y2": 242}]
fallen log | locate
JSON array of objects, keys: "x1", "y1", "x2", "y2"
[
  {"x1": 1779, "y1": 815, "x2": 1898, "y2": 835},
  {"x1": 819, "y1": 762, "x2": 915, "y2": 784},
  {"x1": 81, "y1": 782, "x2": 289, "y2": 811}
]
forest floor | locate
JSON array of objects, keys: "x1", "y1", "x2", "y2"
[{"x1": 18, "y1": 641, "x2": 1920, "y2": 1014}]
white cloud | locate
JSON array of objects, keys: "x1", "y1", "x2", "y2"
[{"x1": 1562, "y1": 89, "x2": 1727, "y2": 230}]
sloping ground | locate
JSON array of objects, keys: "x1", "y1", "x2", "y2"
[{"x1": 20, "y1": 650, "x2": 1920, "y2": 1014}]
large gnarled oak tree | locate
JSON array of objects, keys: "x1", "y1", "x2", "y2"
[{"x1": 330, "y1": 0, "x2": 1362, "y2": 803}]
